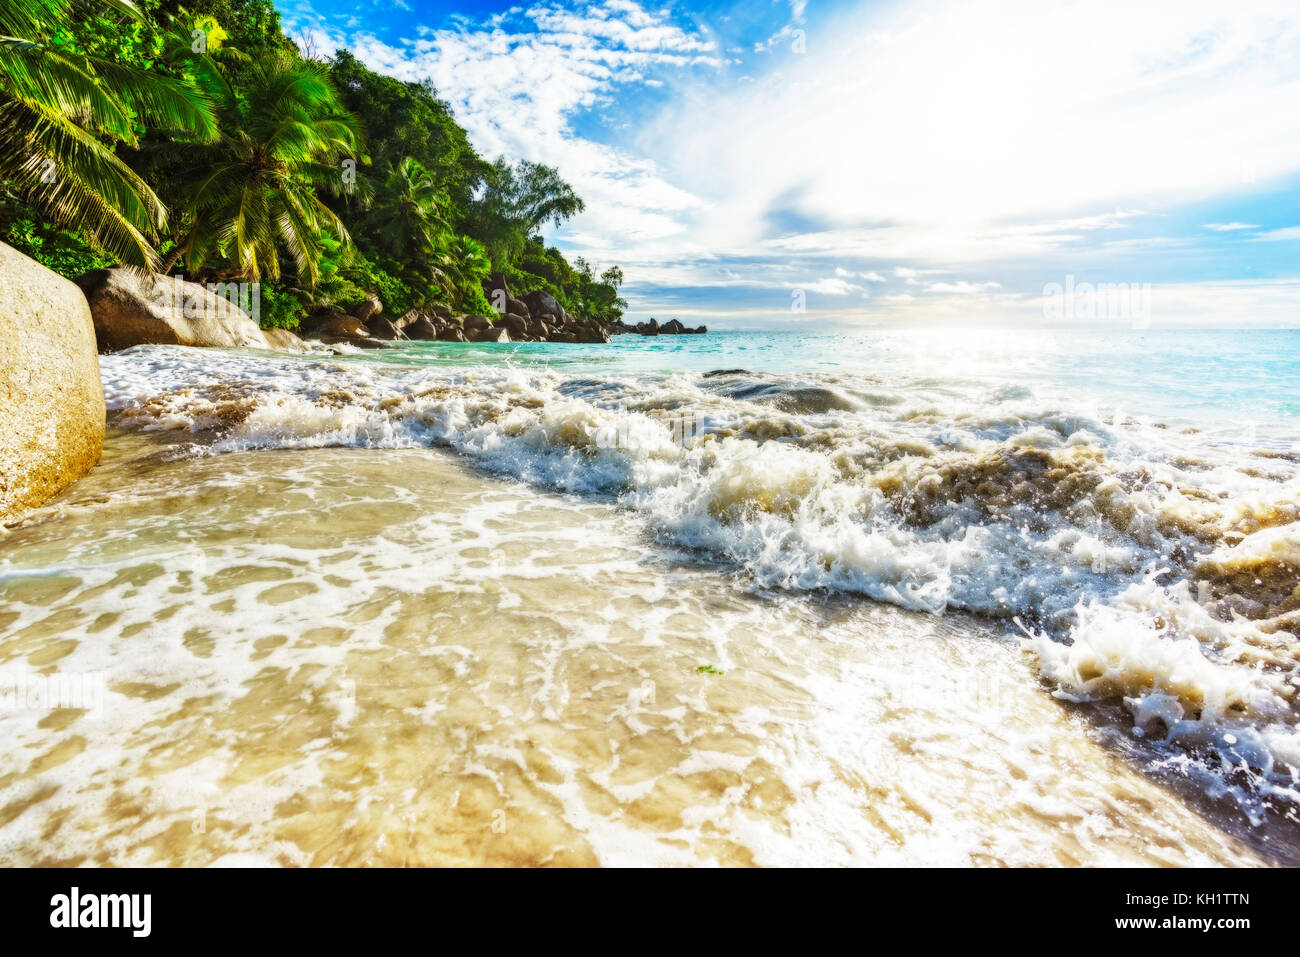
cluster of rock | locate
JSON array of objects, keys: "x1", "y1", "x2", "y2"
[
  {"x1": 299, "y1": 280, "x2": 614, "y2": 347},
  {"x1": 611, "y1": 317, "x2": 707, "y2": 336}
]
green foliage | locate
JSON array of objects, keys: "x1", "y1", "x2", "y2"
[
  {"x1": 505, "y1": 241, "x2": 627, "y2": 325},
  {"x1": 0, "y1": 205, "x2": 115, "y2": 277},
  {"x1": 467, "y1": 158, "x2": 585, "y2": 271},
  {"x1": 155, "y1": 0, "x2": 293, "y2": 54},
  {"x1": 0, "y1": 0, "x2": 217, "y2": 268},
  {"x1": 459, "y1": 283, "x2": 495, "y2": 317},
  {"x1": 326, "y1": 50, "x2": 489, "y2": 211},
  {"x1": 696, "y1": 665, "x2": 724, "y2": 675},
  {"x1": 257, "y1": 281, "x2": 307, "y2": 330},
  {"x1": 0, "y1": 0, "x2": 628, "y2": 330},
  {"x1": 168, "y1": 49, "x2": 360, "y2": 284},
  {"x1": 340, "y1": 258, "x2": 412, "y2": 316}
]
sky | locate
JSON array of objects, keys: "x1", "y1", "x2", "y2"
[{"x1": 279, "y1": 0, "x2": 1300, "y2": 328}]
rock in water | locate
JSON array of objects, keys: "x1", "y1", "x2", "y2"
[
  {"x1": 497, "y1": 314, "x2": 529, "y2": 339},
  {"x1": 469, "y1": 327, "x2": 511, "y2": 343},
  {"x1": 0, "y1": 242, "x2": 105, "y2": 522},
  {"x1": 76, "y1": 268, "x2": 269, "y2": 351}
]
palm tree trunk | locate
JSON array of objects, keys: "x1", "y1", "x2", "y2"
[{"x1": 159, "y1": 243, "x2": 184, "y2": 275}]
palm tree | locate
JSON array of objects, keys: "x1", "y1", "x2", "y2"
[
  {"x1": 366, "y1": 156, "x2": 448, "y2": 261},
  {"x1": 174, "y1": 50, "x2": 360, "y2": 285},
  {"x1": 0, "y1": 0, "x2": 217, "y2": 268},
  {"x1": 443, "y1": 234, "x2": 490, "y2": 299}
]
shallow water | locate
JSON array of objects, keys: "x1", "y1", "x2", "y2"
[{"x1": 2, "y1": 327, "x2": 1298, "y2": 865}]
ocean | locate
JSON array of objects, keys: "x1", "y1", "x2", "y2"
[{"x1": 1, "y1": 326, "x2": 1297, "y2": 865}]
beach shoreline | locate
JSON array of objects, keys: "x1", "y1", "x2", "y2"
[{"x1": 1, "y1": 332, "x2": 1297, "y2": 865}]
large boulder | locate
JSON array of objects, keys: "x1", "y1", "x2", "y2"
[
  {"x1": 461, "y1": 314, "x2": 492, "y2": 333},
  {"x1": 481, "y1": 272, "x2": 510, "y2": 303},
  {"x1": 661, "y1": 318, "x2": 686, "y2": 334},
  {"x1": 497, "y1": 314, "x2": 529, "y2": 340},
  {"x1": 366, "y1": 316, "x2": 406, "y2": 340},
  {"x1": 469, "y1": 327, "x2": 511, "y2": 343},
  {"x1": 504, "y1": 297, "x2": 530, "y2": 321},
  {"x1": 352, "y1": 297, "x2": 382, "y2": 323},
  {"x1": 0, "y1": 243, "x2": 105, "y2": 523},
  {"x1": 262, "y1": 328, "x2": 310, "y2": 353},
  {"x1": 575, "y1": 323, "x2": 612, "y2": 344},
  {"x1": 436, "y1": 326, "x2": 468, "y2": 342},
  {"x1": 300, "y1": 311, "x2": 369, "y2": 340},
  {"x1": 77, "y1": 268, "x2": 268, "y2": 351},
  {"x1": 404, "y1": 317, "x2": 439, "y2": 341},
  {"x1": 637, "y1": 318, "x2": 660, "y2": 336},
  {"x1": 523, "y1": 291, "x2": 566, "y2": 326}
]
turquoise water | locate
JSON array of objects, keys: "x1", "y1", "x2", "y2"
[
  {"x1": 353, "y1": 327, "x2": 1300, "y2": 447},
  {"x1": 95, "y1": 326, "x2": 1300, "y2": 819}
]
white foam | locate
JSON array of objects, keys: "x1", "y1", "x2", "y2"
[{"x1": 92, "y1": 345, "x2": 1300, "y2": 814}]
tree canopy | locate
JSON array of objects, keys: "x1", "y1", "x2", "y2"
[{"x1": 0, "y1": 0, "x2": 628, "y2": 328}]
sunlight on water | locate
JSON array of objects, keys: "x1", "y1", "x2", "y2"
[
  {"x1": 2, "y1": 329, "x2": 1298, "y2": 865},
  {"x1": 0, "y1": 434, "x2": 1283, "y2": 866}
]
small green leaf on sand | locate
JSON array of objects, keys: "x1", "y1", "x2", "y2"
[{"x1": 696, "y1": 664, "x2": 723, "y2": 675}]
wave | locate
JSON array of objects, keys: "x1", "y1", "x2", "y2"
[{"x1": 100, "y1": 345, "x2": 1300, "y2": 814}]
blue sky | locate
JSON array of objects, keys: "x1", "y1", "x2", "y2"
[{"x1": 279, "y1": 0, "x2": 1300, "y2": 328}]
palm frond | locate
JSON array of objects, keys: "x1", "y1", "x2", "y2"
[
  {"x1": 0, "y1": 38, "x2": 136, "y2": 141},
  {"x1": 0, "y1": 100, "x2": 159, "y2": 267},
  {"x1": 92, "y1": 59, "x2": 218, "y2": 141}
]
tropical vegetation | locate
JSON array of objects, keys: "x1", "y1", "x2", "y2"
[{"x1": 0, "y1": 0, "x2": 627, "y2": 330}]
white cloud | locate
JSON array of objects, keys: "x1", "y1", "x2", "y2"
[
  {"x1": 1250, "y1": 226, "x2": 1300, "y2": 241},
  {"x1": 645, "y1": 0, "x2": 1300, "y2": 263},
  {"x1": 927, "y1": 281, "x2": 1002, "y2": 294},
  {"x1": 1204, "y1": 222, "x2": 1259, "y2": 231},
  {"x1": 785, "y1": 278, "x2": 865, "y2": 295}
]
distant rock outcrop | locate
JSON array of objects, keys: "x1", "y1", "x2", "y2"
[{"x1": 627, "y1": 317, "x2": 706, "y2": 336}]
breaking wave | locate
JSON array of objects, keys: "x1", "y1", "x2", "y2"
[{"x1": 100, "y1": 344, "x2": 1300, "y2": 816}]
